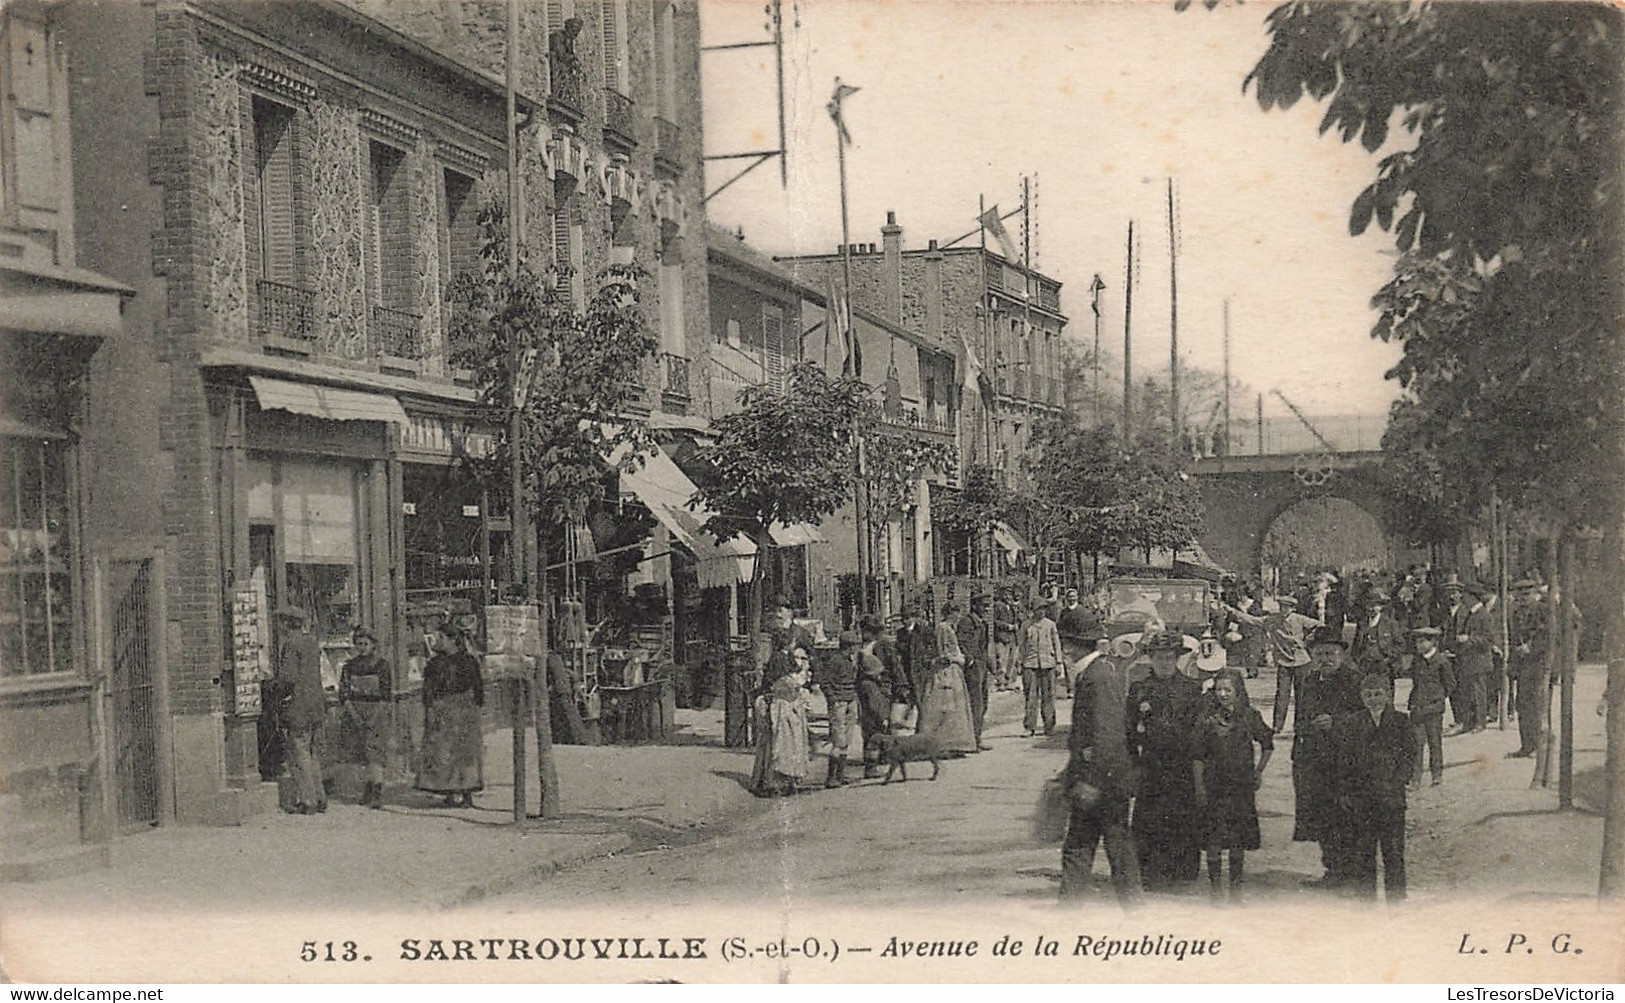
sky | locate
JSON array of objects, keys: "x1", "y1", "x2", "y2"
[{"x1": 698, "y1": 0, "x2": 1407, "y2": 420}]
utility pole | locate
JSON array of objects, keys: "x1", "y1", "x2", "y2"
[
  {"x1": 504, "y1": 0, "x2": 528, "y2": 825},
  {"x1": 1222, "y1": 298, "x2": 1231, "y2": 465},
  {"x1": 1122, "y1": 221, "x2": 1134, "y2": 448},
  {"x1": 1167, "y1": 178, "x2": 1180, "y2": 448},
  {"x1": 831, "y1": 78, "x2": 864, "y2": 612},
  {"x1": 1256, "y1": 393, "x2": 1264, "y2": 457}
]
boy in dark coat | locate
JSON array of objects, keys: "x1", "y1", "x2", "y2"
[
  {"x1": 1334, "y1": 673, "x2": 1418, "y2": 903},
  {"x1": 1406, "y1": 627, "x2": 1455, "y2": 788}
]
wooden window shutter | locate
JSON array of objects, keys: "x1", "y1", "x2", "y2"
[
  {"x1": 241, "y1": 91, "x2": 263, "y2": 284},
  {"x1": 600, "y1": 0, "x2": 619, "y2": 92},
  {"x1": 254, "y1": 98, "x2": 297, "y2": 285},
  {"x1": 762, "y1": 303, "x2": 785, "y2": 391},
  {"x1": 545, "y1": 0, "x2": 566, "y2": 33}
]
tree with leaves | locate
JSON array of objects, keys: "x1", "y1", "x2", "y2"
[
  {"x1": 932, "y1": 464, "x2": 1007, "y2": 577},
  {"x1": 858, "y1": 427, "x2": 957, "y2": 597},
  {"x1": 445, "y1": 199, "x2": 659, "y2": 817},
  {"x1": 690, "y1": 361, "x2": 875, "y2": 639},
  {"x1": 1229, "y1": 0, "x2": 1625, "y2": 895}
]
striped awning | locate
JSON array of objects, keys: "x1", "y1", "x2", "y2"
[
  {"x1": 613, "y1": 444, "x2": 756, "y2": 588},
  {"x1": 248, "y1": 375, "x2": 408, "y2": 425}
]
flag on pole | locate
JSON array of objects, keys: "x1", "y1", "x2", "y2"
[
  {"x1": 825, "y1": 272, "x2": 854, "y2": 376},
  {"x1": 958, "y1": 328, "x2": 985, "y2": 397},
  {"x1": 827, "y1": 78, "x2": 860, "y2": 146},
  {"x1": 978, "y1": 204, "x2": 1021, "y2": 266}
]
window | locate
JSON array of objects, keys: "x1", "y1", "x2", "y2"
[
  {"x1": 601, "y1": 0, "x2": 629, "y2": 94},
  {"x1": 761, "y1": 303, "x2": 785, "y2": 391},
  {"x1": 365, "y1": 141, "x2": 411, "y2": 309},
  {"x1": 440, "y1": 168, "x2": 479, "y2": 291},
  {"x1": 2, "y1": 14, "x2": 65, "y2": 235},
  {"x1": 551, "y1": 197, "x2": 584, "y2": 307},
  {"x1": 0, "y1": 436, "x2": 75, "y2": 678},
  {"x1": 658, "y1": 236, "x2": 684, "y2": 356},
  {"x1": 245, "y1": 96, "x2": 300, "y2": 287}
]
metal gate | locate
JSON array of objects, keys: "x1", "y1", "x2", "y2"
[{"x1": 109, "y1": 558, "x2": 160, "y2": 828}]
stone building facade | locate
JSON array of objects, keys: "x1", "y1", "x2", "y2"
[
  {"x1": 57, "y1": 0, "x2": 707, "y2": 828},
  {"x1": 778, "y1": 211, "x2": 1067, "y2": 493}
]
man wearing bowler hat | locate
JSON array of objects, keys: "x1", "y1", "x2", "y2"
[{"x1": 1353, "y1": 588, "x2": 1406, "y2": 681}]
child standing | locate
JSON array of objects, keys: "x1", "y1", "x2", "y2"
[{"x1": 1193, "y1": 674, "x2": 1274, "y2": 902}]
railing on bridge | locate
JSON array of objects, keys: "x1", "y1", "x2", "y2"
[{"x1": 1213, "y1": 413, "x2": 1387, "y2": 458}]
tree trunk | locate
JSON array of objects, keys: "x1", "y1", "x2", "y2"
[
  {"x1": 531, "y1": 525, "x2": 560, "y2": 818},
  {"x1": 1559, "y1": 531, "x2": 1576, "y2": 810},
  {"x1": 1600, "y1": 501, "x2": 1625, "y2": 896}
]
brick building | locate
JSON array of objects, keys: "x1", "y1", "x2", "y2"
[
  {"x1": 51, "y1": 0, "x2": 706, "y2": 829},
  {"x1": 779, "y1": 211, "x2": 1068, "y2": 491}
]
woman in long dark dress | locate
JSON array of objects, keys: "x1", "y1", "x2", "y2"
[
  {"x1": 1193, "y1": 674, "x2": 1274, "y2": 902},
  {"x1": 1127, "y1": 630, "x2": 1204, "y2": 891},
  {"x1": 416, "y1": 622, "x2": 484, "y2": 807}
]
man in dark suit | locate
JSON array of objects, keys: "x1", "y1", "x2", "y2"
[
  {"x1": 1352, "y1": 589, "x2": 1407, "y2": 682},
  {"x1": 1436, "y1": 576, "x2": 1471, "y2": 729},
  {"x1": 1334, "y1": 673, "x2": 1418, "y2": 903},
  {"x1": 956, "y1": 594, "x2": 994, "y2": 751}
]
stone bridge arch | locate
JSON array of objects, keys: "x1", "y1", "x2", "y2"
[{"x1": 1191, "y1": 455, "x2": 1409, "y2": 581}]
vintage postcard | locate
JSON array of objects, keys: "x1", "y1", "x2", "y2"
[{"x1": 1, "y1": 0, "x2": 1621, "y2": 986}]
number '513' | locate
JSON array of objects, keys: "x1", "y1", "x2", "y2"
[{"x1": 301, "y1": 941, "x2": 360, "y2": 962}]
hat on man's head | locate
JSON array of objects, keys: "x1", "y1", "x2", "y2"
[
  {"x1": 1144, "y1": 630, "x2": 1186, "y2": 653},
  {"x1": 858, "y1": 613, "x2": 884, "y2": 633},
  {"x1": 1412, "y1": 626, "x2": 1442, "y2": 638},
  {"x1": 1440, "y1": 572, "x2": 1465, "y2": 591},
  {"x1": 837, "y1": 630, "x2": 861, "y2": 648},
  {"x1": 1276, "y1": 594, "x2": 1299, "y2": 608},
  {"x1": 273, "y1": 605, "x2": 308, "y2": 622},
  {"x1": 1511, "y1": 579, "x2": 1540, "y2": 591},
  {"x1": 1366, "y1": 588, "x2": 1390, "y2": 604},
  {"x1": 1065, "y1": 587, "x2": 1080, "y2": 598}
]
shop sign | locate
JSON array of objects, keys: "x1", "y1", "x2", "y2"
[
  {"x1": 231, "y1": 585, "x2": 268, "y2": 717},
  {"x1": 398, "y1": 414, "x2": 495, "y2": 460}
]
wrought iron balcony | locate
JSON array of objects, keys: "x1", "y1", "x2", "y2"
[
  {"x1": 548, "y1": 55, "x2": 586, "y2": 126},
  {"x1": 372, "y1": 304, "x2": 423, "y2": 360},
  {"x1": 662, "y1": 352, "x2": 691, "y2": 399},
  {"x1": 654, "y1": 116, "x2": 683, "y2": 175},
  {"x1": 256, "y1": 279, "x2": 315, "y2": 344},
  {"x1": 604, "y1": 90, "x2": 637, "y2": 152}
]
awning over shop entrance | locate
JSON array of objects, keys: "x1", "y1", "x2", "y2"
[
  {"x1": 768, "y1": 522, "x2": 826, "y2": 547},
  {"x1": 991, "y1": 520, "x2": 1028, "y2": 554},
  {"x1": 248, "y1": 375, "x2": 409, "y2": 425},
  {"x1": 614, "y1": 444, "x2": 756, "y2": 589}
]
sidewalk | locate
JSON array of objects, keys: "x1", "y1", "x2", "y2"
[{"x1": 2, "y1": 709, "x2": 762, "y2": 914}]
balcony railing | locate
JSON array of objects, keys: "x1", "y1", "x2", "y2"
[
  {"x1": 256, "y1": 279, "x2": 315, "y2": 344},
  {"x1": 372, "y1": 304, "x2": 423, "y2": 360},
  {"x1": 654, "y1": 116, "x2": 683, "y2": 174},
  {"x1": 548, "y1": 56, "x2": 586, "y2": 125},
  {"x1": 1038, "y1": 283, "x2": 1061, "y2": 313},
  {"x1": 604, "y1": 90, "x2": 637, "y2": 150},
  {"x1": 662, "y1": 352, "x2": 691, "y2": 399}
]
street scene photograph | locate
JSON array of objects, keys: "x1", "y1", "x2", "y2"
[{"x1": 0, "y1": 0, "x2": 1623, "y2": 985}]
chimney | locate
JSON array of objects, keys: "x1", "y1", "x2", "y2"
[
  {"x1": 924, "y1": 238, "x2": 944, "y2": 344},
  {"x1": 882, "y1": 211, "x2": 903, "y2": 323}
]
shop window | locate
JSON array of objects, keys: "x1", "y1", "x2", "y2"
[
  {"x1": 402, "y1": 464, "x2": 486, "y2": 613},
  {"x1": 244, "y1": 457, "x2": 369, "y2": 677},
  {"x1": 0, "y1": 436, "x2": 75, "y2": 678}
]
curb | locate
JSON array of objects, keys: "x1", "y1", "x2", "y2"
[{"x1": 434, "y1": 831, "x2": 635, "y2": 909}]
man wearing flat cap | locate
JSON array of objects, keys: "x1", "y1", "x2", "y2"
[
  {"x1": 1227, "y1": 594, "x2": 1324, "y2": 734},
  {"x1": 1407, "y1": 626, "x2": 1455, "y2": 787},
  {"x1": 273, "y1": 605, "x2": 327, "y2": 814}
]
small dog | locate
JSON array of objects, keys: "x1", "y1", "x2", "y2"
[{"x1": 872, "y1": 732, "x2": 942, "y2": 783}]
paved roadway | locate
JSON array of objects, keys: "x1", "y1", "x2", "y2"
[{"x1": 484, "y1": 665, "x2": 1612, "y2": 910}]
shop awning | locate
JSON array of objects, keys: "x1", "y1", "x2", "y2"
[
  {"x1": 248, "y1": 375, "x2": 408, "y2": 425},
  {"x1": 613, "y1": 444, "x2": 756, "y2": 588},
  {"x1": 991, "y1": 520, "x2": 1028, "y2": 554}
]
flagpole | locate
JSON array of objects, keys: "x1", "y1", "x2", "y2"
[
  {"x1": 1167, "y1": 177, "x2": 1180, "y2": 449},
  {"x1": 1091, "y1": 274, "x2": 1104, "y2": 428},
  {"x1": 832, "y1": 78, "x2": 867, "y2": 616},
  {"x1": 1123, "y1": 220, "x2": 1135, "y2": 448}
]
